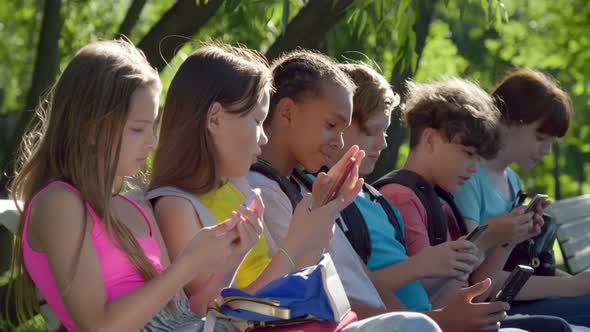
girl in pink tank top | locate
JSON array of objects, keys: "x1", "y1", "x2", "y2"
[{"x1": 6, "y1": 40, "x2": 256, "y2": 332}]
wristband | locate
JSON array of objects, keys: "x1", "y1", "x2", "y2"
[{"x1": 278, "y1": 247, "x2": 296, "y2": 272}]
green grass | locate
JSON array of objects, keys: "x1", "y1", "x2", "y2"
[
  {"x1": 1, "y1": 316, "x2": 47, "y2": 332},
  {"x1": 553, "y1": 239, "x2": 567, "y2": 272},
  {"x1": 1, "y1": 271, "x2": 48, "y2": 332}
]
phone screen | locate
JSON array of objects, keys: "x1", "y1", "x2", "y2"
[
  {"x1": 465, "y1": 224, "x2": 488, "y2": 241},
  {"x1": 524, "y1": 194, "x2": 548, "y2": 214},
  {"x1": 489, "y1": 265, "x2": 534, "y2": 303},
  {"x1": 243, "y1": 188, "x2": 261, "y2": 209}
]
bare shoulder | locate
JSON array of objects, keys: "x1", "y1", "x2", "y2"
[
  {"x1": 29, "y1": 183, "x2": 87, "y2": 249},
  {"x1": 153, "y1": 196, "x2": 195, "y2": 218},
  {"x1": 153, "y1": 195, "x2": 202, "y2": 228}
]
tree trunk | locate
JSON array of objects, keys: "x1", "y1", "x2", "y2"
[
  {"x1": 137, "y1": 0, "x2": 223, "y2": 72},
  {"x1": 265, "y1": 0, "x2": 354, "y2": 61},
  {"x1": 117, "y1": 0, "x2": 147, "y2": 38},
  {"x1": 368, "y1": 0, "x2": 437, "y2": 183},
  {"x1": 0, "y1": 0, "x2": 62, "y2": 196}
]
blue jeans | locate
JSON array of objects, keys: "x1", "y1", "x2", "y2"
[{"x1": 509, "y1": 296, "x2": 590, "y2": 327}]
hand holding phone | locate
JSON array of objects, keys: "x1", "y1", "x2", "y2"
[
  {"x1": 465, "y1": 224, "x2": 489, "y2": 242},
  {"x1": 488, "y1": 265, "x2": 534, "y2": 303},
  {"x1": 524, "y1": 194, "x2": 549, "y2": 214},
  {"x1": 242, "y1": 188, "x2": 261, "y2": 209},
  {"x1": 321, "y1": 157, "x2": 356, "y2": 206},
  {"x1": 217, "y1": 188, "x2": 261, "y2": 237}
]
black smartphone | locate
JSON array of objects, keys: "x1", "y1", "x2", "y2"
[
  {"x1": 465, "y1": 224, "x2": 489, "y2": 242},
  {"x1": 524, "y1": 194, "x2": 549, "y2": 214},
  {"x1": 488, "y1": 265, "x2": 534, "y2": 303}
]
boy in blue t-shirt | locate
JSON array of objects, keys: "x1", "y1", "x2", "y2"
[{"x1": 453, "y1": 69, "x2": 590, "y2": 327}]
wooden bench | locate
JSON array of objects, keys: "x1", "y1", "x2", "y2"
[
  {"x1": 547, "y1": 194, "x2": 590, "y2": 274},
  {"x1": 0, "y1": 199, "x2": 19, "y2": 275}
]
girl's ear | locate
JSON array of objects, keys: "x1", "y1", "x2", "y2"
[
  {"x1": 276, "y1": 97, "x2": 297, "y2": 125},
  {"x1": 207, "y1": 102, "x2": 223, "y2": 134}
]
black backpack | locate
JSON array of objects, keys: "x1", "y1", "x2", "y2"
[
  {"x1": 372, "y1": 169, "x2": 469, "y2": 246},
  {"x1": 250, "y1": 159, "x2": 303, "y2": 212},
  {"x1": 291, "y1": 168, "x2": 406, "y2": 264}
]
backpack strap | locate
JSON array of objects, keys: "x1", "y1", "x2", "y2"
[
  {"x1": 373, "y1": 169, "x2": 448, "y2": 246},
  {"x1": 437, "y1": 188, "x2": 468, "y2": 237},
  {"x1": 339, "y1": 201, "x2": 372, "y2": 264},
  {"x1": 363, "y1": 183, "x2": 406, "y2": 246},
  {"x1": 146, "y1": 186, "x2": 218, "y2": 227},
  {"x1": 291, "y1": 168, "x2": 314, "y2": 193},
  {"x1": 292, "y1": 168, "x2": 373, "y2": 264},
  {"x1": 295, "y1": 169, "x2": 406, "y2": 264},
  {"x1": 251, "y1": 159, "x2": 303, "y2": 211}
]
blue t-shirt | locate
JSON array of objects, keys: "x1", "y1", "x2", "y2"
[
  {"x1": 355, "y1": 189, "x2": 432, "y2": 311},
  {"x1": 453, "y1": 163, "x2": 523, "y2": 225}
]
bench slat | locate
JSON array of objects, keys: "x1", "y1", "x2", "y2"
[
  {"x1": 549, "y1": 194, "x2": 590, "y2": 208},
  {"x1": 567, "y1": 248, "x2": 590, "y2": 274},
  {"x1": 0, "y1": 199, "x2": 20, "y2": 234},
  {"x1": 557, "y1": 219, "x2": 590, "y2": 242},
  {"x1": 549, "y1": 206, "x2": 590, "y2": 224},
  {"x1": 548, "y1": 196, "x2": 590, "y2": 222},
  {"x1": 561, "y1": 234, "x2": 590, "y2": 258}
]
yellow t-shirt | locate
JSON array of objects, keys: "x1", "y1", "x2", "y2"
[{"x1": 198, "y1": 182, "x2": 271, "y2": 289}]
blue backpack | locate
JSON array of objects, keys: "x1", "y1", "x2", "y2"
[{"x1": 205, "y1": 254, "x2": 351, "y2": 330}]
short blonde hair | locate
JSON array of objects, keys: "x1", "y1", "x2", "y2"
[{"x1": 338, "y1": 63, "x2": 400, "y2": 131}]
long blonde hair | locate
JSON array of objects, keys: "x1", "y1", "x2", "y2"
[{"x1": 7, "y1": 39, "x2": 162, "y2": 324}]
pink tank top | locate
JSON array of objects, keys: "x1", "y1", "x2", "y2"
[{"x1": 22, "y1": 181, "x2": 163, "y2": 332}]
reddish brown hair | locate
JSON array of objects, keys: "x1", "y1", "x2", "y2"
[{"x1": 492, "y1": 68, "x2": 572, "y2": 137}]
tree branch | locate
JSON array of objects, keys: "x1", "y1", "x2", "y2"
[
  {"x1": 265, "y1": 0, "x2": 354, "y2": 61},
  {"x1": 1, "y1": 0, "x2": 62, "y2": 194},
  {"x1": 117, "y1": 0, "x2": 147, "y2": 38},
  {"x1": 137, "y1": 0, "x2": 223, "y2": 72},
  {"x1": 368, "y1": 0, "x2": 437, "y2": 182}
]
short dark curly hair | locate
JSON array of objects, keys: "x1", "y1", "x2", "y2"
[{"x1": 403, "y1": 78, "x2": 501, "y2": 159}]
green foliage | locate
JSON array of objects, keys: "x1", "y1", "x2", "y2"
[
  {"x1": 0, "y1": 0, "x2": 41, "y2": 113},
  {"x1": 415, "y1": 20, "x2": 469, "y2": 82},
  {"x1": 1, "y1": 0, "x2": 589, "y2": 201}
]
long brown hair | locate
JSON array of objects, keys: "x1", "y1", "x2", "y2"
[
  {"x1": 8, "y1": 39, "x2": 162, "y2": 324},
  {"x1": 149, "y1": 44, "x2": 271, "y2": 195}
]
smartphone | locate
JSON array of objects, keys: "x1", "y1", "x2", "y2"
[
  {"x1": 488, "y1": 265, "x2": 534, "y2": 303},
  {"x1": 321, "y1": 157, "x2": 356, "y2": 206},
  {"x1": 242, "y1": 188, "x2": 261, "y2": 209},
  {"x1": 465, "y1": 224, "x2": 488, "y2": 242},
  {"x1": 524, "y1": 194, "x2": 549, "y2": 214},
  {"x1": 217, "y1": 188, "x2": 261, "y2": 237}
]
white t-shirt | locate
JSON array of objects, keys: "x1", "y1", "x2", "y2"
[{"x1": 246, "y1": 171, "x2": 386, "y2": 309}]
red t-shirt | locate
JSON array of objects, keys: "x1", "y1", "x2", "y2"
[{"x1": 379, "y1": 184, "x2": 463, "y2": 256}]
